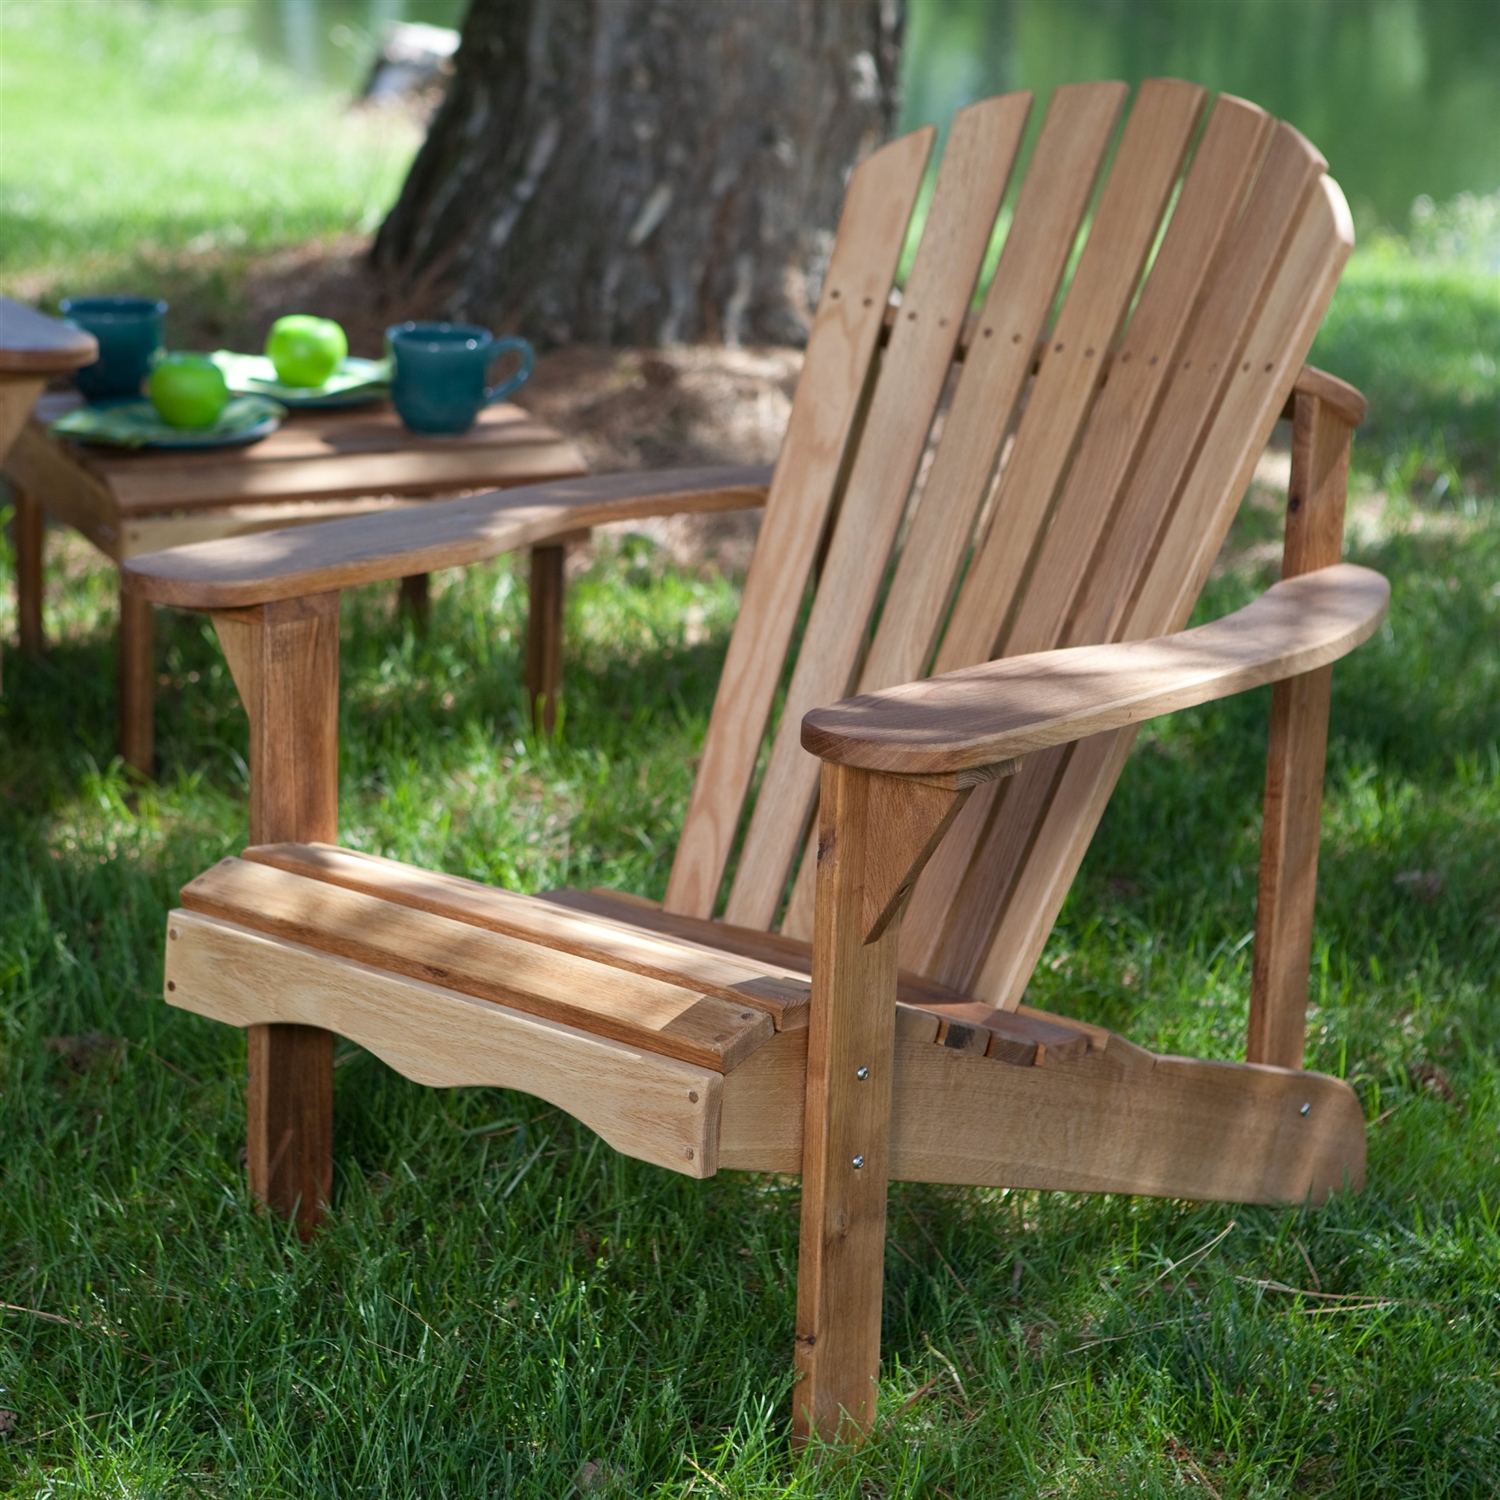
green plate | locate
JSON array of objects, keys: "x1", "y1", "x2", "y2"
[
  {"x1": 211, "y1": 350, "x2": 392, "y2": 407},
  {"x1": 49, "y1": 395, "x2": 286, "y2": 449}
]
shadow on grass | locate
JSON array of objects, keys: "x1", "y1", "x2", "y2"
[{"x1": 2, "y1": 499, "x2": 1497, "y2": 1493}]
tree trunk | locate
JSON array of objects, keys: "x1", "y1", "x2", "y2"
[{"x1": 372, "y1": 0, "x2": 904, "y2": 347}]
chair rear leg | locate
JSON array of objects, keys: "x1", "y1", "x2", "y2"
[{"x1": 1248, "y1": 386, "x2": 1355, "y2": 1067}]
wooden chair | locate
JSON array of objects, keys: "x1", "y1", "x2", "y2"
[
  {"x1": 123, "y1": 82, "x2": 1388, "y2": 1445},
  {"x1": 1, "y1": 299, "x2": 99, "y2": 693}
]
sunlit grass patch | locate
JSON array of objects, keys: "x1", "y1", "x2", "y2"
[
  {"x1": 1313, "y1": 242, "x2": 1500, "y2": 496},
  {"x1": 0, "y1": 0, "x2": 419, "y2": 299}
]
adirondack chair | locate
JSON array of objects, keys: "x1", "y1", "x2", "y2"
[{"x1": 123, "y1": 81, "x2": 1389, "y2": 1444}]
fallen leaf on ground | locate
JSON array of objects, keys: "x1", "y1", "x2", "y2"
[
  {"x1": 1410, "y1": 1061, "x2": 1458, "y2": 1104},
  {"x1": 576, "y1": 1457, "x2": 626, "y2": 1493}
]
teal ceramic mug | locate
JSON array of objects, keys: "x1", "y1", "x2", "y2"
[
  {"x1": 60, "y1": 295, "x2": 168, "y2": 401},
  {"x1": 386, "y1": 322, "x2": 536, "y2": 435}
]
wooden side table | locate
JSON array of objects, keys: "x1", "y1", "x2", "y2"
[
  {"x1": 4, "y1": 392, "x2": 586, "y2": 773},
  {"x1": 1, "y1": 299, "x2": 99, "y2": 695}
]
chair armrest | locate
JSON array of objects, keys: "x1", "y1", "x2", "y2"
[
  {"x1": 802, "y1": 563, "x2": 1388, "y2": 775},
  {"x1": 121, "y1": 464, "x2": 773, "y2": 609},
  {"x1": 1284, "y1": 364, "x2": 1366, "y2": 428},
  {"x1": 0, "y1": 297, "x2": 98, "y2": 374}
]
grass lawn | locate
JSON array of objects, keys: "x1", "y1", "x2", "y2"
[
  {"x1": 0, "y1": 1, "x2": 420, "y2": 316},
  {"x1": 3, "y1": 4, "x2": 1499, "y2": 1495}
]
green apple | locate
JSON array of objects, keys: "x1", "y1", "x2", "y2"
[
  {"x1": 266, "y1": 314, "x2": 347, "y2": 387},
  {"x1": 148, "y1": 353, "x2": 230, "y2": 429}
]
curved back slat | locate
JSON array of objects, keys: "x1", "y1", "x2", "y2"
[
  {"x1": 720, "y1": 92, "x2": 1034, "y2": 928},
  {"x1": 930, "y1": 78, "x2": 1208, "y2": 678},
  {"x1": 1003, "y1": 95, "x2": 1277, "y2": 664},
  {"x1": 905, "y1": 100, "x2": 1314, "y2": 977},
  {"x1": 664, "y1": 126, "x2": 934, "y2": 917},
  {"x1": 923, "y1": 145, "x2": 1354, "y2": 999},
  {"x1": 785, "y1": 79, "x2": 1208, "y2": 943},
  {"x1": 778, "y1": 80, "x2": 1131, "y2": 938},
  {"x1": 894, "y1": 102, "x2": 1279, "y2": 971},
  {"x1": 664, "y1": 83, "x2": 1354, "y2": 1010}
]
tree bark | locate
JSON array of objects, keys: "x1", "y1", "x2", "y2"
[{"x1": 372, "y1": 0, "x2": 904, "y2": 347}]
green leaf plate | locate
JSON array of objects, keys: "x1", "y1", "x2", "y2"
[
  {"x1": 49, "y1": 395, "x2": 287, "y2": 450},
  {"x1": 210, "y1": 351, "x2": 392, "y2": 407}
]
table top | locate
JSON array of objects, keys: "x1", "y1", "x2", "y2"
[
  {"x1": 30, "y1": 392, "x2": 588, "y2": 514},
  {"x1": 0, "y1": 297, "x2": 99, "y2": 375}
]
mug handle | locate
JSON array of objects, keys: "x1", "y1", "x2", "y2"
[{"x1": 484, "y1": 336, "x2": 536, "y2": 404}]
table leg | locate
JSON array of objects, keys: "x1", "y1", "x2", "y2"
[
  {"x1": 526, "y1": 543, "x2": 566, "y2": 734},
  {"x1": 399, "y1": 572, "x2": 430, "y2": 631},
  {"x1": 14, "y1": 482, "x2": 44, "y2": 655},
  {"x1": 118, "y1": 586, "x2": 155, "y2": 777}
]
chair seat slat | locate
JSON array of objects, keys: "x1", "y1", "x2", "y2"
[{"x1": 181, "y1": 858, "x2": 776, "y2": 1072}]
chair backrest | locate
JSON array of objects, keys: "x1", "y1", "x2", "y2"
[{"x1": 660, "y1": 80, "x2": 1352, "y2": 1007}]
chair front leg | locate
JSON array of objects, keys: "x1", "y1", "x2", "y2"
[
  {"x1": 794, "y1": 761, "x2": 980, "y2": 1444},
  {"x1": 1248, "y1": 386, "x2": 1356, "y2": 1068},
  {"x1": 210, "y1": 591, "x2": 341, "y2": 1236}
]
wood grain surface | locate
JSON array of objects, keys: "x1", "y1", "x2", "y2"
[
  {"x1": 721, "y1": 1024, "x2": 1367, "y2": 1203},
  {"x1": 793, "y1": 764, "x2": 902, "y2": 1442},
  {"x1": 724, "y1": 93, "x2": 1030, "y2": 930},
  {"x1": 965, "y1": 168, "x2": 1358, "y2": 1007},
  {"x1": 166, "y1": 910, "x2": 724, "y2": 1178},
  {"x1": 909, "y1": 126, "x2": 1353, "y2": 996},
  {"x1": 181, "y1": 858, "x2": 775, "y2": 1073},
  {"x1": 243, "y1": 842, "x2": 812, "y2": 1030},
  {"x1": 61, "y1": 398, "x2": 584, "y2": 512},
  {"x1": 0, "y1": 297, "x2": 97, "y2": 373},
  {"x1": 802, "y1": 564, "x2": 1386, "y2": 773},
  {"x1": 1248, "y1": 387, "x2": 1359, "y2": 1067},
  {"x1": 207, "y1": 593, "x2": 342, "y2": 1232},
  {"x1": 123, "y1": 466, "x2": 770, "y2": 608},
  {"x1": 778, "y1": 81, "x2": 1126, "y2": 939},
  {"x1": 664, "y1": 126, "x2": 935, "y2": 918}
]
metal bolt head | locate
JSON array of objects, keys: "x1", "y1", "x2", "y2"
[
  {"x1": 856, "y1": 1066, "x2": 869, "y2": 1081},
  {"x1": 1299, "y1": 1102, "x2": 1311, "y2": 1116},
  {"x1": 852, "y1": 1154, "x2": 865, "y2": 1169}
]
